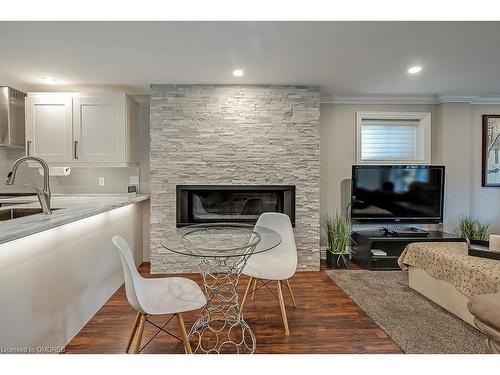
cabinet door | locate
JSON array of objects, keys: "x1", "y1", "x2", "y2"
[
  {"x1": 73, "y1": 95, "x2": 126, "y2": 163},
  {"x1": 25, "y1": 96, "x2": 73, "y2": 162}
]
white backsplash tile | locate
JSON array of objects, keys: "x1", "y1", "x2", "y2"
[{"x1": 0, "y1": 148, "x2": 142, "y2": 195}]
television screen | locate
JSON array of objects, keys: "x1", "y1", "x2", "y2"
[{"x1": 351, "y1": 165, "x2": 445, "y2": 223}]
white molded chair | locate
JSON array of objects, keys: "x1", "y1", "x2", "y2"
[
  {"x1": 112, "y1": 235, "x2": 206, "y2": 354},
  {"x1": 240, "y1": 213, "x2": 298, "y2": 335}
]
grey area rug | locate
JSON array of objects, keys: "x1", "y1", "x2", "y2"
[{"x1": 328, "y1": 270, "x2": 486, "y2": 354}]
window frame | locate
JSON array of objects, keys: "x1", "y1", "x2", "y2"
[{"x1": 356, "y1": 111, "x2": 432, "y2": 165}]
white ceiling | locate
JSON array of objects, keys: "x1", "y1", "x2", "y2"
[{"x1": 1, "y1": 21, "x2": 500, "y2": 98}]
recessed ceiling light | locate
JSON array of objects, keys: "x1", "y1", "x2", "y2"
[
  {"x1": 41, "y1": 76, "x2": 58, "y2": 84},
  {"x1": 407, "y1": 66, "x2": 423, "y2": 74},
  {"x1": 232, "y1": 69, "x2": 244, "y2": 77}
]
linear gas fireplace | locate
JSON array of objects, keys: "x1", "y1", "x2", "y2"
[{"x1": 176, "y1": 185, "x2": 295, "y2": 227}]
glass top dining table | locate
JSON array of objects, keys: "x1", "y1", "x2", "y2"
[
  {"x1": 160, "y1": 222, "x2": 282, "y2": 258},
  {"x1": 160, "y1": 222, "x2": 282, "y2": 354}
]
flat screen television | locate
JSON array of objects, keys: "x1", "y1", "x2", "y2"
[{"x1": 351, "y1": 165, "x2": 445, "y2": 223}]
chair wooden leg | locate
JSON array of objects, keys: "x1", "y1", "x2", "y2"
[
  {"x1": 251, "y1": 278, "x2": 258, "y2": 299},
  {"x1": 286, "y1": 279, "x2": 297, "y2": 307},
  {"x1": 126, "y1": 311, "x2": 141, "y2": 353},
  {"x1": 176, "y1": 313, "x2": 192, "y2": 354},
  {"x1": 134, "y1": 314, "x2": 146, "y2": 354},
  {"x1": 240, "y1": 276, "x2": 253, "y2": 312},
  {"x1": 277, "y1": 280, "x2": 290, "y2": 336}
]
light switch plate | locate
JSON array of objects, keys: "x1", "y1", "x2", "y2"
[{"x1": 98, "y1": 177, "x2": 105, "y2": 186}]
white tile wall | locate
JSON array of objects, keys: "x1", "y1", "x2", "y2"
[{"x1": 150, "y1": 85, "x2": 321, "y2": 273}]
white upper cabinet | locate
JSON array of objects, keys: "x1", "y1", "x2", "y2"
[
  {"x1": 73, "y1": 95, "x2": 126, "y2": 163},
  {"x1": 25, "y1": 93, "x2": 138, "y2": 166},
  {"x1": 25, "y1": 95, "x2": 73, "y2": 162}
]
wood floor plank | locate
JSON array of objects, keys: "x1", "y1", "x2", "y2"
[{"x1": 64, "y1": 263, "x2": 402, "y2": 354}]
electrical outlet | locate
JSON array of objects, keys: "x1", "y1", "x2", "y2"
[{"x1": 98, "y1": 177, "x2": 105, "y2": 186}]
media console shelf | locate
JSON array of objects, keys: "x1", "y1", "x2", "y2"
[{"x1": 351, "y1": 230, "x2": 464, "y2": 270}]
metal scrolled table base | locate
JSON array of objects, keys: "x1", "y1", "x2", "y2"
[{"x1": 189, "y1": 252, "x2": 255, "y2": 354}]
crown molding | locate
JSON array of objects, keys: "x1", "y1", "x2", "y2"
[
  {"x1": 126, "y1": 93, "x2": 500, "y2": 106},
  {"x1": 321, "y1": 94, "x2": 500, "y2": 105},
  {"x1": 470, "y1": 96, "x2": 500, "y2": 104},
  {"x1": 320, "y1": 95, "x2": 437, "y2": 105},
  {"x1": 436, "y1": 94, "x2": 480, "y2": 103}
]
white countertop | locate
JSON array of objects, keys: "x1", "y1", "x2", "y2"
[{"x1": 0, "y1": 194, "x2": 149, "y2": 245}]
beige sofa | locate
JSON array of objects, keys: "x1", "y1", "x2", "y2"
[
  {"x1": 399, "y1": 242, "x2": 500, "y2": 328},
  {"x1": 468, "y1": 293, "x2": 500, "y2": 354},
  {"x1": 408, "y1": 266, "x2": 475, "y2": 325}
]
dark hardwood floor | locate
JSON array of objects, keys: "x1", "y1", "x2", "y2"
[{"x1": 64, "y1": 262, "x2": 402, "y2": 354}]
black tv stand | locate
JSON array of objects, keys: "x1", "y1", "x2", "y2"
[
  {"x1": 351, "y1": 229, "x2": 464, "y2": 270},
  {"x1": 381, "y1": 226, "x2": 430, "y2": 237}
]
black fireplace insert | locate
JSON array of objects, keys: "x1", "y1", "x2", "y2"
[{"x1": 176, "y1": 185, "x2": 295, "y2": 227}]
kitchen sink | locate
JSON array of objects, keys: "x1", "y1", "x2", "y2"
[
  {"x1": 0, "y1": 200, "x2": 38, "y2": 207},
  {"x1": 0, "y1": 207, "x2": 61, "y2": 221},
  {"x1": 0, "y1": 194, "x2": 38, "y2": 207}
]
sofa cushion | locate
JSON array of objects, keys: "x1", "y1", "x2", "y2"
[{"x1": 468, "y1": 293, "x2": 500, "y2": 331}]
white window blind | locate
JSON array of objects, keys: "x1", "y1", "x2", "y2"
[{"x1": 360, "y1": 119, "x2": 418, "y2": 161}]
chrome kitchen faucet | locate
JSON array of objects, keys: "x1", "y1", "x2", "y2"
[{"x1": 5, "y1": 156, "x2": 52, "y2": 214}]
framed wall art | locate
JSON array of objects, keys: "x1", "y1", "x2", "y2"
[{"x1": 482, "y1": 115, "x2": 500, "y2": 187}]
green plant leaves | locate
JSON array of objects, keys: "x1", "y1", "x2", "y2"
[
  {"x1": 453, "y1": 216, "x2": 490, "y2": 241},
  {"x1": 322, "y1": 214, "x2": 354, "y2": 255}
]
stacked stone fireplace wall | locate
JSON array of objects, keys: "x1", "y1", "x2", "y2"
[{"x1": 150, "y1": 85, "x2": 320, "y2": 273}]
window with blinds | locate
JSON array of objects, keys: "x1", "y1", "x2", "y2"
[
  {"x1": 361, "y1": 120, "x2": 418, "y2": 160},
  {"x1": 356, "y1": 112, "x2": 431, "y2": 164}
]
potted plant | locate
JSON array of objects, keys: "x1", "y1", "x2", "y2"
[
  {"x1": 453, "y1": 216, "x2": 490, "y2": 246},
  {"x1": 322, "y1": 214, "x2": 355, "y2": 269}
]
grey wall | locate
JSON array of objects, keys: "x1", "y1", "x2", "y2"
[
  {"x1": 0, "y1": 148, "x2": 34, "y2": 193},
  {"x1": 320, "y1": 101, "x2": 500, "y2": 240},
  {"x1": 320, "y1": 103, "x2": 437, "y2": 220},
  {"x1": 138, "y1": 102, "x2": 151, "y2": 194},
  {"x1": 433, "y1": 103, "x2": 472, "y2": 231},
  {"x1": 1, "y1": 165, "x2": 143, "y2": 195},
  {"x1": 0, "y1": 147, "x2": 140, "y2": 194},
  {"x1": 47, "y1": 166, "x2": 140, "y2": 194},
  {"x1": 471, "y1": 105, "x2": 500, "y2": 233},
  {"x1": 150, "y1": 85, "x2": 321, "y2": 273}
]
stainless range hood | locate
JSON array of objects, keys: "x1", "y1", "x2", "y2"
[{"x1": 0, "y1": 87, "x2": 26, "y2": 148}]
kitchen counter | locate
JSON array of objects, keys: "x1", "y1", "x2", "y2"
[
  {"x1": 0, "y1": 194, "x2": 149, "y2": 245},
  {"x1": 0, "y1": 193, "x2": 149, "y2": 350}
]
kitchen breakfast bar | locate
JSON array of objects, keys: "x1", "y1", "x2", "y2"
[{"x1": 0, "y1": 194, "x2": 149, "y2": 352}]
